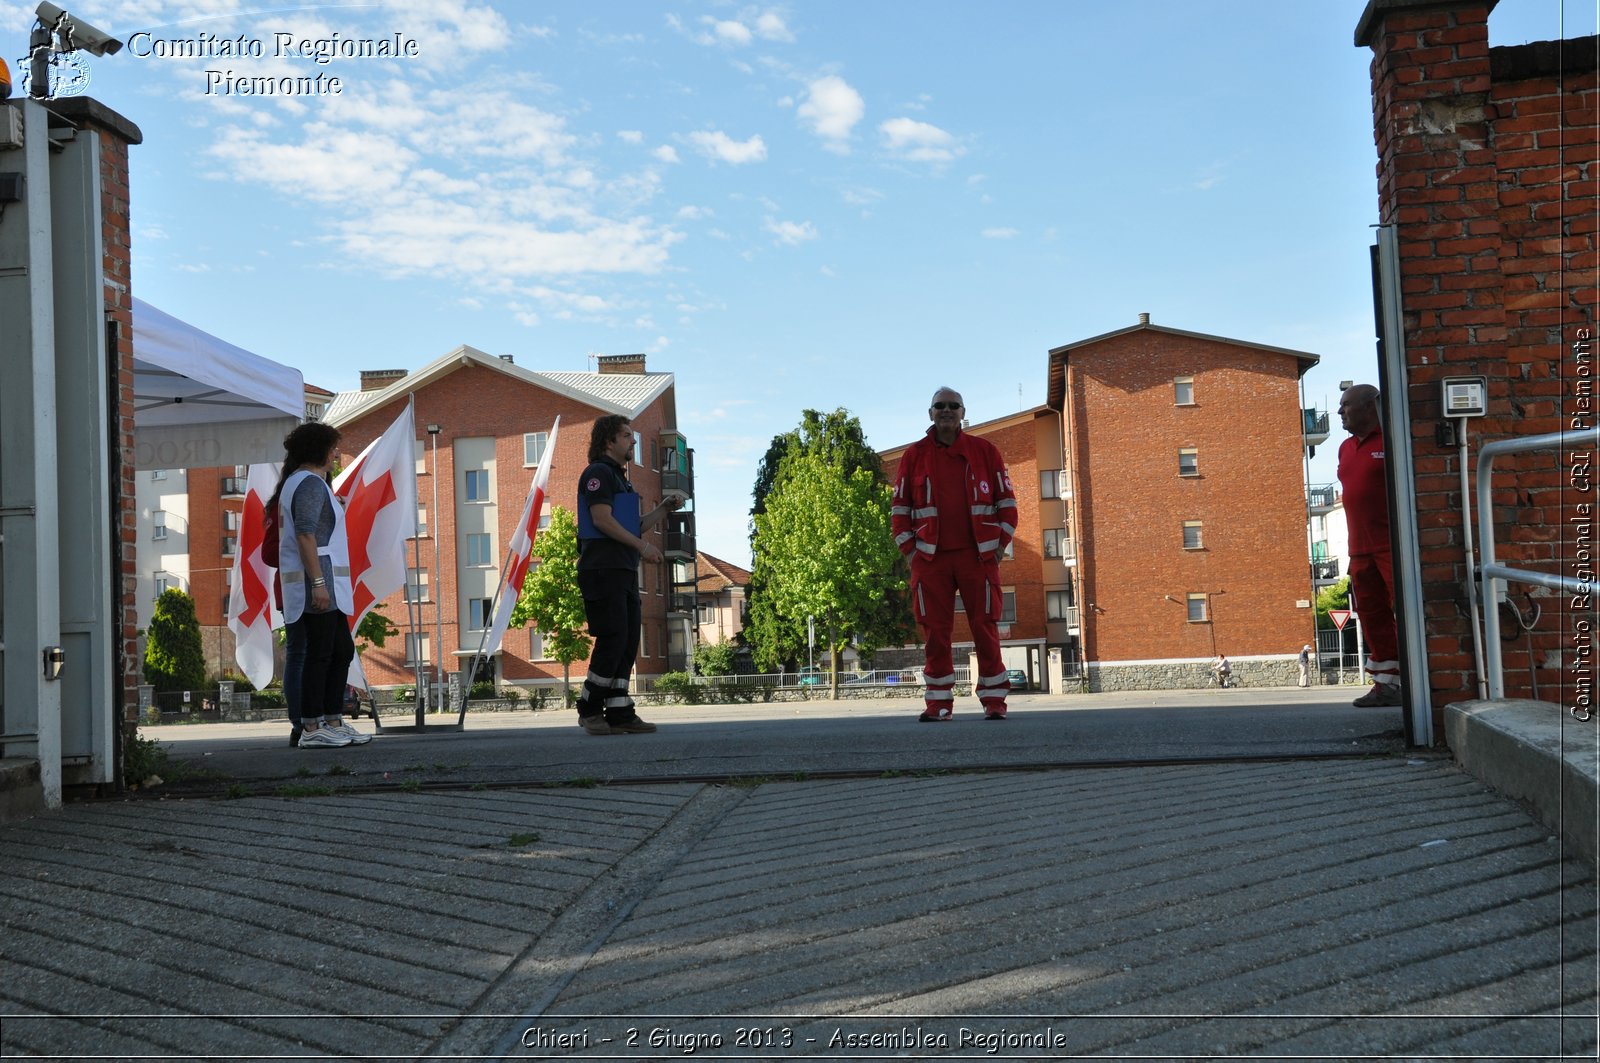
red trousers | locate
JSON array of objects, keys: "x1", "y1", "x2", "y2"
[
  {"x1": 911, "y1": 548, "x2": 1010, "y2": 715},
  {"x1": 1349, "y1": 551, "x2": 1399, "y2": 686}
]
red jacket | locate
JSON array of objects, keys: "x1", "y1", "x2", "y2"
[{"x1": 892, "y1": 427, "x2": 1017, "y2": 561}]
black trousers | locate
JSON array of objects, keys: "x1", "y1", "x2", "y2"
[
  {"x1": 287, "y1": 608, "x2": 355, "y2": 721},
  {"x1": 577, "y1": 567, "x2": 641, "y2": 723}
]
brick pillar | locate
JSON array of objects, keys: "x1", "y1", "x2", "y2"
[{"x1": 1357, "y1": 1, "x2": 1503, "y2": 708}]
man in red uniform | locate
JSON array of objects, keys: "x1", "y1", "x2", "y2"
[
  {"x1": 1337, "y1": 384, "x2": 1403, "y2": 707},
  {"x1": 891, "y1": 387, "x2": 1017, "y2": 720}
]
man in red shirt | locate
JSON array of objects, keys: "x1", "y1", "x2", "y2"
[
  {"x1": 1337, "y1": 384, "x2": 1402, "y2": 707},
  {"x1": 891, "y1": 388, "x2": 1017, "y2": 720}
]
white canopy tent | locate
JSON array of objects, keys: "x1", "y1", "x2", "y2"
[{"x1": 132, "y1": 298, "x2": 304, "y2": 470}]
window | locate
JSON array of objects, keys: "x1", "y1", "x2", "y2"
[
  {"x1": 1175, "y1": 376, "x2": 1195, "y2": 405},
  {"x1": 154, "y1": 572, "x2": 172, "y2": 597},
  {"x1": 1187, "y1": 593, "x2": 1208, "y2": 622},
  {"x1": 416, "y1": 505, "x2": 428, "y2": 536},
  {"x1": 1040, "y1": 469, "x2": 1064, "y2": 500},
  {"x1": 1047, "y1": 590, "x2": 1074, "y2": 621},
  {"x1": 632, "y1": 431, "x2": 642, "y2": 466},
  {"x1": 529, "y1": 629, "x2": 546, "y2": 660},
  {"x1": 1183, "y1": 521, "x2": 1204, "y2": 550},
  {"x1": 224, "y1": 510, "x2": 240, "y2": 532},
  {"x1": 468, "y1": 597, "x2": 493, "y2": 630},
  {"x1": 465, "y1": 469, "x2": 490, "y2": 502},
  {"x1": 465, "y1": 533, "x2": 492, "y2": 567},
  {"x1": 1044, "y1": 528, "x2": 1066, "y2": 558},
  {"x1": 222, "y1": 535, "x2": 237, "y2": 557},
  {"x1": 1178, "y1": 448, "x2": 1199, "y2": 477},
  {"x1": 523, "y1": 432, "x2": 547, "y2": 467},
  {"x1": 1001, "y1": 540, "x2": 1014, "y2": 561},
  {"x1": 405, "y1": 568, "x2": 429, "y2": 603},
  {"x1": 151, "y1": 469, "x2": 167, "y2": 481},
  {"x1": 697, "y1": 604, "x2": 715, "y2": 626},
  {"x1": 414, "y1": 438, "x2": 426, "y2": 475},
  {"x1": 405, "y1": 633, "x2": 431, "y2": 665},
  {"x1": 152, "y1": 511, "x2": 167, "y2": 541}
]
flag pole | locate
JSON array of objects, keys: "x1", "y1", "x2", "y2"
[
  {"x1": 458, "y1": 542, "x2": 520, "y2": 725},
  {"x1": 402, "y1": 393, "x2": 428, "y2": 727}
]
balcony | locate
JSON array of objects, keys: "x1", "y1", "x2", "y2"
[
  {"x1": 1303, "y1": 408, "x2": 1330, "y2": 449},
  {"x1": 663, "y1": 513, "x2": 695, "y2": 558},
  {"x1": 1312, "y1": 558, "x2": 1340, "y2": 581},
  {"x1": 668, "y1": 591, "x2": 697, "y2": 616},
  {"x1": 659, "y1": 431, "x2": 694, "y2": 497},
  {"x1": 1307, "y1": 483, "x2": 1337, "y2": 512},
  {"x1": 221, "y1": 477, "x2": 246, "y2": 498}
]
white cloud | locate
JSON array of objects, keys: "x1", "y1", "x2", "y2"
[
  {"x1": 689, "y1": 130, "x2": 768, "y2": 164},
  {"x1": 754, "y1": 11, "x2": 794, "y2": 41},
  {"x1": 707, "y1": 17, "x2": 752, "y2": 45},
  {"x1": 677, "y1": 205, "x2": 712, "y2": 220},
  {"x1": 654, "y1": 144, "x2": 681, "y2": 164},
  {"x1": 618, "y1": 130, "x2": 644, "y2": 144},
  {"x1": 797, "y1": 75, "x2": 864, "y2": 153},
  {"x1": 879, "y1": 117, "x2": 963, "y2": 163},
  {"x1": 766, "y1": 218, "x2": 818, "y2": 246},
  {"x1": 679, "y1": 8, "x2": 794, "y2": 47},
  {"x1": 982, "y1": 227, "x2": 1019, "y2": 239}
]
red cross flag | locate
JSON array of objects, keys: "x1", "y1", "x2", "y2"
[
  {"x1": 332, "y1": 405, "x2": 419, "y2": 686},
  {"x1": 226, "y1": 462, "x2": 282, "y2": 689},
  {"x1": 482, "y1": 416, "x2": 561, "y2": 658}
]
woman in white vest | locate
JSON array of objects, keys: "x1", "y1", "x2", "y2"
[{"x1": 268, "y1": 423, "x2": 369, "y2": 748}]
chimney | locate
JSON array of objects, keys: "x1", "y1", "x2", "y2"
[
  {"x1": 359, "y1": 369, "x2": 406, "y2": 392},
  {"x1": 596, "y1": 353, "x2": 647, "y2": 375},
  {"x1": 500, "y1": 354, "x2": 514, "y2": 364},
  {"x1": 1138, "y1": 312, "x2": 1150, "y2": 326}
]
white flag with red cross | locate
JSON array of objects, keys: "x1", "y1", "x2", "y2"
[
  {"x1": 332, "y1": 406, "x2": 419, "y2": 687},
  {"x1": 482, "y1": 416, "x2": 561, "y2": 658},
  {"x1": 226, "y1": 461, "x2": 283, "y2": 690}
]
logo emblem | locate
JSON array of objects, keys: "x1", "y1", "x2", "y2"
[
  {"x1": 979, "y1": 480, "x2": 989, "y2": 494},
  {"x1": 586, "y1": 478, "x2": 600, "y2": 492}
]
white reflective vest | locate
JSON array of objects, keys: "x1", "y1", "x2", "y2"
[{"x1": 277, "y1": 469, "x2": 354, "y2": 624}]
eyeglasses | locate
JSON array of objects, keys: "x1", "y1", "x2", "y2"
[{"x1": 931, "y1": 402, "x2": 963, "y2": 411}]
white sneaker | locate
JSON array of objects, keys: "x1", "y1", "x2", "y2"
[
  {"x1": 298, "y1": 728, "x2": 352, "y2": 748},
  {"x1": 330, "y1": 722, "x2": 372, "y2": 745}
]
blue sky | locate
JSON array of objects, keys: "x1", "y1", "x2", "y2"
[{"x1": 9, "y1": 0, "x2": 1594, "y2": 567}]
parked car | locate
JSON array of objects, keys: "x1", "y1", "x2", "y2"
[
  {"x1": 799, "y1": 671, "x2": 863, "y2": 686},
  {"x1": 1006, "y1": 668, "x2": 1029, "y2": 691}
]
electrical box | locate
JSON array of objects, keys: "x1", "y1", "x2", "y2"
[{"x1": 1441, "y1": 376, "x2": 1487, "y2": 418}]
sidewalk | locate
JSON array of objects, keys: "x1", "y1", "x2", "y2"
[{"x1": 1, "y1": 689, "x2": 1595, "y2": 1060}]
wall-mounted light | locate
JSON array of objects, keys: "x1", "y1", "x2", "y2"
[{"x1": 43, "y1": 645, "x2": 64, "y2": 680}]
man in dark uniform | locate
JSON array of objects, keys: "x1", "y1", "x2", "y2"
[{"x1": 576, "y1": 414, "x2": 682, "y2": 735}]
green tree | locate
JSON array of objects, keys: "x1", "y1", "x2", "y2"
[
  {"x1": 144, "y1": 589, "x2": 206, "y2": 693},
  {"x1": 751, "y1": 447, "x2": 904, "y2": 698},
  {"x1": 746, "y1": 409, "x2": 914, "y2": 670},
  {"x1": 1315, "y1": 576, "x2": 1352, "y2": 629},
  {"x1": 509, "y1": 506, "x2": 591, "y2": 703},
  {"x1": 355, "y1": 603, "x2": 399, "y2": 652},
  {"x1": 694, "y1": 636, "x2": 738, "y2": 677}
]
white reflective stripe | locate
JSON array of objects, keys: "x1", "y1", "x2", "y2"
[
  {"x1": 895, "y1": 531, "x2": 916, "y2": 546},
  {"x1": 976, "y1": 538, "x2": 998, "y2": 553},
  {"x1": 916, "y1": 584, "x2": 925, "y2": 616},
  {"x1": 923, "y1": 672, "x2": 955, "y2": 685},
  {"x1": 998, "y1": 522, "x2": 1016, "y2": 537},
  {"x1": 1372, "y1": 674, "x2": 1401, "y2": 687},
  {"x1": 924, "y1": 688, "x2": 954, "y2": 702},
  {"x1": 912, "y1": 506, "x2": 939, "y2": 519},
  {"x1": 970, "y1": 504, "x2": 996, "y2": 516},
  {"x1": 610, "y1": 677, "x2": 631, "y2": 689},
  {"x1": 1366, "y1": 658, "x2": 1400, "y2": 670},
  {"x1": 996, "y1": 498, "x2": 1018, "y2": 509},
  {"x1": 891, "y1": 505, "x2": 911, "y2": 516},
  {"x1": 978, "y1": 671, "x2": 1009, "y2": 684},
  {"x1": 586, "y1": 672, "x2": 616, "y2": 686},
  {"x1": 604, "y1": 695, "x2": 634, "y2": 707},
  {"x1": 915, "y1": 541, "x2": 936, "y2": 555},
  {"x1": 923, "y1": 481, "x2": 932, "y2": 503}
]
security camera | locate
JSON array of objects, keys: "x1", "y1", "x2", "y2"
[{"x1": 35, "y1": 2, "x2": 123, "y2": 57}]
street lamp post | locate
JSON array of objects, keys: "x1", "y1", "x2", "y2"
[{"x1": 427, "y1": 423, "x2": 443, "y2": 711}]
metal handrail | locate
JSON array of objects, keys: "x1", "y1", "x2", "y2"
[{"x1": 1477, "y1": 426, "x2": 1599, "y2": 698}]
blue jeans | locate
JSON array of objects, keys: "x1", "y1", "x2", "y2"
[{"x1": 285, "y1": 609, "x2": 354, "y2": 726}]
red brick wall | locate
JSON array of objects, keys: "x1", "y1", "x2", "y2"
[
  {"x1": 1360, "y1": 4, "x2": 1598, "y2": 711},
  {"x1": 335, "y1": 364, "x2": 680, "y2": 687},
  {"x1": 187, "y1": 467, "x2": 235, "y2": 628},
  {"x1": 1067, "y1": 331, "x2": 1313, "y2": 663}
]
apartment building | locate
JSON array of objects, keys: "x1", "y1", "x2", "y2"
[
  {"x1": 326, "y1": 348, "x2": 694, "y2": 692},
  {"x1": 1047, "y1": 314, "x2": 1321, "y2": 689}
]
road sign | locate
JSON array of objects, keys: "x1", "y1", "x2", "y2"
[{"x1": 1330, "y1": 609, "x2": 1352, "y2": 631}]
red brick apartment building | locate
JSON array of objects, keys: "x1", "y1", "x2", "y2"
[
  {"x1": 1355, "y1": 0, "x2": 1598, "y2": 719},
  {"x1": 1047, "y1": 315, "x2": 1320, "y2": 689},
  {"x1": 327, "y1": 349, "x2": 694, "y2": 692},
  {"x1": 881, "y1": 406, "x2": 1067, "y2": 686}
]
